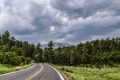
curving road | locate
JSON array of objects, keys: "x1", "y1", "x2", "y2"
[{"x1": 0, "y1": 64, "x2": 65, "y2": 80}]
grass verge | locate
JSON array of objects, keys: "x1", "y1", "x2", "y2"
[
  {"x1": 0, "y1": 64, "x2": 33, "y2": 75},
  {"x1": 54, "y1": 65, "x2": 120, "y2": 80}
]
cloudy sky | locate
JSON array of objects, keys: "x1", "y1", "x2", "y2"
[{"x1": 0, "y1": 0, "x2": 120, "y2": 44}]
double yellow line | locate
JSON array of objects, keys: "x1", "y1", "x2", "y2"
[{"x1": 26, "y1": 64, "x2": 43, "y2": 80}]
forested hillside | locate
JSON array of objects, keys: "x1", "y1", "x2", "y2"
[
  {"x1": 0, "y1": 31, "x2": 43, "y2": 65},
  {"x1": 43, "y1": 39, "x2": 120, "y2": 66},
  {"x1": 0, "y1": 31, "x2": 120, "y2": 66}
]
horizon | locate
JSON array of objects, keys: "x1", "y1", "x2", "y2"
[{"x1": 1, "y1": 30, "x2": 119, "y2": 46}]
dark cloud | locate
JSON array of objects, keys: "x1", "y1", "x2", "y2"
[
  {"x1": 0, "y1": 0, "x2": 120, "y2": 44},
  {"x1": 50, "y1": 0, "x2": 115, "y2": 18}
]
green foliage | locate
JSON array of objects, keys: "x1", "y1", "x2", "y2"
[
  {"x1": 43, "y1": 41, "x2": 55, "y2": 63},
  {"x1": 43, "y1": 38, "x2": 120, "y2": 66},
  {"x1": 55, "y1": 65, "x2": 120, "y2": 80},
  {"x1": 0, "y1": 30, "x2": 120, "y2": 67},
  {"x1": 0, "y1": 31, "x2": 43, "y2": 66},
  {"x1": 0, "y1": 64, "x2": 32, "y2": 75}
]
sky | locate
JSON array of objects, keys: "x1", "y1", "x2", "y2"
[{"x1": 0, "y1": 0, "x2": 120, "y2": 44}]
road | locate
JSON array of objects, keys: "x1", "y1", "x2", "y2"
[{"x1": 0, "y1": 64, "x2": 65, "y2": 80}]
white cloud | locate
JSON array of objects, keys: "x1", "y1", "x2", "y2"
[
  {"x1": 50, "y1": 26, "x2": 55, "y2": 31},
  {"x1": 0, "y1": 0, "x2": 120, "y2": 44}
]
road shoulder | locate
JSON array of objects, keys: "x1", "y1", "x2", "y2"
[
  {"x1": 47, "y1": 64, "x2": 66, "y2": 80},
  {"x1": 0, "y1": 64, "x2": 35, "y2": 77}
]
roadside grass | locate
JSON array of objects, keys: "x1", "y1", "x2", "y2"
[
  {"x1": 0, "y1": 64, "x2": 33, "y2": 75},
  {"x1": 54, "y1": 65, "x2": 120, "y2": 80}
]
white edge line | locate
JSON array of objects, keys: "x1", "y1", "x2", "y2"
[
  {"x1": 0, "y1": 64, "x2": 35, "y2": 77},
  {"x1": 48, "y1": 64, "x2": 65, "y2": 80}
]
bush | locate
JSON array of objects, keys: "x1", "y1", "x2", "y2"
[
  {"x1": 61, "y1": 67, "x2": 73, "y2": 73},
  {"x1": 0, "y1": 52, "x2": 31, "y2": 66},
  {"x1": 65, "y1": 68, "x2": 73, "y2": 73}
]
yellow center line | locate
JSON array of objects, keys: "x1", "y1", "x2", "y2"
[{"x1": 26, "y1": 64, "x2": 43, "y2": 80}]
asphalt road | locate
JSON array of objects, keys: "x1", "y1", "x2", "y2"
[{"x1": 0, "y1": 64, "x2": 65, "y2": 80}]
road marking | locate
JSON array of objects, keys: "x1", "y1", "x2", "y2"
[
  {"x1": 0, "y1": 64, "x2": 35, "y2": 77},
  {"x1": 48, "y1": 65, "x2": 65, "y2": 80},
  {"x1": 26, "y1": 64, "x2": 43, "y2": 80}
]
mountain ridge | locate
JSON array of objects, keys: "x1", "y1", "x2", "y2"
[{"x1": 41, "y1": 42, "x2": 72, "y2": 49}]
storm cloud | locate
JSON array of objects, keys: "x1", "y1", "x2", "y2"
[{"x1": 0, "y1": 0, "x2": 120, "y2": 44}]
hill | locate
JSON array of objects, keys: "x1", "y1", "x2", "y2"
[{"x1": 41, "y1": 42, "x2": 72, "y2": 49}]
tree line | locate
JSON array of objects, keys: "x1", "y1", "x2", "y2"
[
  {"x1": 0, "y1": 31, "x2": 120, "y2": 66},
  {"x1": 43, "y1": 39, "x2": 120, "y2": 66},
  {"x1": 0, "y1": 31, "x2": 43, "y2": 65}
]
